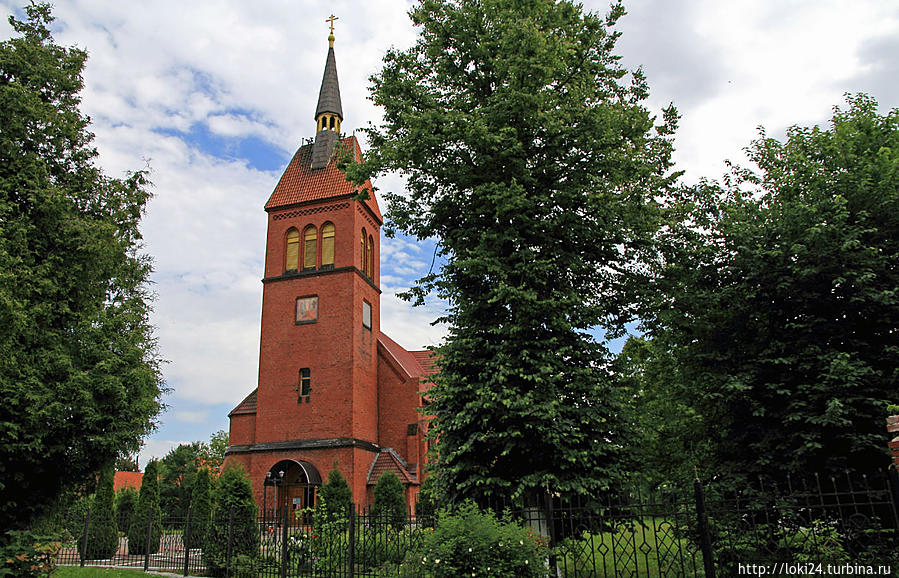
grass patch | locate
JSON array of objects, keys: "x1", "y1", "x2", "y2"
[
  {"x1": 557, "y1": 518, "x2": 706, "y2": 577},
  {"x1": 53, "y1": 566, "x2": 155, "y2": 577}
]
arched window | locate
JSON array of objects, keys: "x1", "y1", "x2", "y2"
[
  {"x1": 321, "y1": 223, "x2": 335, "y2": 268},
  {"x1": 367, "y1": 234, "x2": 374, "y2": 278},
  {"x1": 286, "y1": 228, "x2": 299, "y2": 271},
  {"x1": 360, "y1": 228, "x2": 367, "y2": 275},
  {"x1": 303, "y1": 225, "x2": 317, "y2": 270}
]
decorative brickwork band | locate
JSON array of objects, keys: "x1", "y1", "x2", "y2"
[
  {"x1": 356, "y1": 203, "x2": 379, "y2": 229},
  {"x1": 272, "y1": 202, "x2": 350, "y2": 221}
]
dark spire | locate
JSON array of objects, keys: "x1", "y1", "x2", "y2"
[
  {"x1": 311, "y1": 19, "x2": 343, "y2": 170},
  {"x1": 315, "y1": 45, "x2": 343, "y2": 121}
]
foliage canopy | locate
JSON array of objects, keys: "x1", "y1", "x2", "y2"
[
  {"x1": 644, "y1": 94, "x2": 898, "y2": 478},
  {"x1": 0, "y1": 3, "x2": 163, "y2": 530},
  {"x1": 348, "y1": 0, "x2": 678, "y2": 503}
]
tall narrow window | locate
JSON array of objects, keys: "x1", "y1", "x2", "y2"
[
  {"x1": 286, "y1": 228, "x2": 299, "y2": 271},
  {"x1": 362, "y1": 300, "x2": 372, "y2": 330},
  {"x1": 367, "y1": 235, "x2": 374, "y2": 278},
  {"x1": 361, "y1": 228, "x2": 367, "y2": 275},
  {"x1": 299, "y1": 368, "x2": 311, "y2": 400},
  {"x1": 321, "y1": 223, "x2": 335, "y2": 268},
  {"x1": 303, "y1": 225, "x2": 317, "y2": 270}
]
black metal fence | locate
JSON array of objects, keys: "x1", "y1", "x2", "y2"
[
  {"x1": 518, "y1": 471, "x2": 899, "y2": 577},
  {"x1": 55, "y1": 470, "x2": 899, "y2": 577}
]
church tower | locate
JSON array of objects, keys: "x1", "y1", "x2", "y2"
[
  {"x1": 226, "y1": 25, "x2": 386, "y2": 511},
  {"x1": 227, "y1": 20, "x2": 433, "y2": 514}
]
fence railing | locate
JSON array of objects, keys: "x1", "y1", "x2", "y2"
[{"x1": 53, "y1": 470, "x2": 899, "y2": 577}]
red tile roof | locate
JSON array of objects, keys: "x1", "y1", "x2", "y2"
[
  {"x1": 229, "y1": 389, "x2": 257, "y2": 416},
  {"x1": 409, "y1": 350, "x2": 438, "y2": 377},
  {"x1": 378, "y1": 333, "x2": 439, "y2": 394},
  {"x1": 378, "y1": 333, "x2": 423, "y2": 378},
  {"x1": 366, "y1": 449, "x2": 417, "y2": 485},
  {"x1": 113, "y1": 471, "x2": 143, "y2": 493},
  {"x1": 265, "y1": 135, "x2": 381, "y2": 222}
]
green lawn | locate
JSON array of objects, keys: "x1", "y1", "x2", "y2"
[
  {"x1": 557, "y1": 518, "x2": 706, "y2": 577},
  {"x1": 53, "y1": 567, "x2": 166, "y2": 577}
]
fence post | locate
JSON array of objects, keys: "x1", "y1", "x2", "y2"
[
  {"x1": 182, "y1": 508, "x2": 193, "y2": 577},
  {"x1": 143, "y1": 507, "x2": 153, "y2": 572},
  {"x1": 79, "y1": 508, "x2": 91, "y2": 567},
  {"x1": 544, "y1": 492, "x2": 559, "y2": 577},
  {"x1": 888, "y1": 467, "x2": 899, "y2": 536},
  {"x1": 225, "y1": 506, "x2": 235, "y2": 578},
  {"x1": 280, "y1": 505, "x2": 289, "y2": 578},
  {"x1": 693, "y1": 479, "x2": 716, "y2": 578},
  {"x1": 347, "y1": 503, "x2": 356, "y2": 578}
]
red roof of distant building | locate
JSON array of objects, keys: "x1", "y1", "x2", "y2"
[
  {"x1": 113, "y1": 471, "x2": 143, "y2": 493},
  {"x1": 265, "y1": 135, "x2": 381, "y2": 223}
]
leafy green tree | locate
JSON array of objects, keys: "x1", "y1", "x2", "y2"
[
  {"x1": 205, "y1": 461, "x2": 258, "y2": 576},
  {"x1": 127, "y1": 460, "x2": 162, "y2": 555},
  {"x1": 115, "y1": 454, "x2": 140, "y2": 473},
  {"x1": 184, "y1": 467, "x2": 211, "y2": 551},
  {"x1": 414, "y1": 474, "x2": 438, "y2": 527},
  {"x1": 317, "y1": 461, "x2": 353, "y2": 523},
  {"x1": 648, "y1": 94, "x2": 898, "y2": 478},
  {"x1": 158, "y1": 442, "x2": 202, "y2": 516},
  {"x1": 346, "y1": 0, "x2": 677, "y2": 504},
  {"x1": 370, "y1": 472, "x2": 407, "y2": 529},
  {"x1": 0, "y1": 3, "x2": 163, "y2": 531},
  {"x1": 199, "y1": 430, "x2": 229, "y2": 476},
  {"x1": 79, "y1": 466, "x2": 118, "y2": 560},
  {"x1": 114, "y1": 486, "x2": 139, "y2": 536},
  {"x1": 614, "y1": 337, "x2": 711, "y2": 485}
]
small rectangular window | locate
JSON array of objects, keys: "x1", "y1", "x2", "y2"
[
  {"x1": 362, "y1": 300, "x2": 372, "y2": 330},
  {"x1": 300, "y1": 368, "x2": 311, "y2": 397}
]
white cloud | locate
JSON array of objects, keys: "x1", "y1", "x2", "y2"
[
  {"x1": 174, "y1": 410, "x2": 212, "y2": 425},
  {"x1": 138, "y1": 439, "x2": 187, "y2": 469},
  {"x1": 380, "y1": 293, "x2": 448, "y2": 352}
]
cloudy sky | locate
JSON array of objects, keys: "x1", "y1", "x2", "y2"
[{"x1": 1, "y1": 0, "x2": 896, "y2": 467}]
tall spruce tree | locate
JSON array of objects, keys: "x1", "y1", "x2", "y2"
[
  {"x1": 184, "y1": 466, "x2": 212, "y2": 551},
  {"x1": 115, "y1": 486, "x2": 139, "y2": 537},
  {"x1": 370, "y1": 472, "x2": 407, "y2": 530},
  {"x1": 0, "y1": 3, "x2": 163, "y2": 530},
  {"x1": 318, "y1": 461, "x2": 353, "y2": 523},
  {"x1": 79, "y1": 465, "x2": 118, "y2": 560},
  {"x1": 127, "y1": 460, "x2": 162, "y2": 555},
  {"x1": 346, "y1": 0, "x2": 677, "y2": 504},
  {"x1": 205, "y1": 461, "x2": 258, "y2": 576}
]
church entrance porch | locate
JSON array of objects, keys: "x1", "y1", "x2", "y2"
[{"x1": 262, "y1": 459, "x2": 322, "y2": 520}]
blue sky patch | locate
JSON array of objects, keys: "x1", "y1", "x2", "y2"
[{"x1": 156, "y1": 122, "x2": 290, "y2": 172}]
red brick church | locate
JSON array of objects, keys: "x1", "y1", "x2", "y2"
[{"x1": 225, "y1": 28, "x2": 435, "y2": 514}]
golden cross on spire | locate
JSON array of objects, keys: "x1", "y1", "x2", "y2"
[{"x1": 326, "y1": 14, "x2": 338, "y2": 35}]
